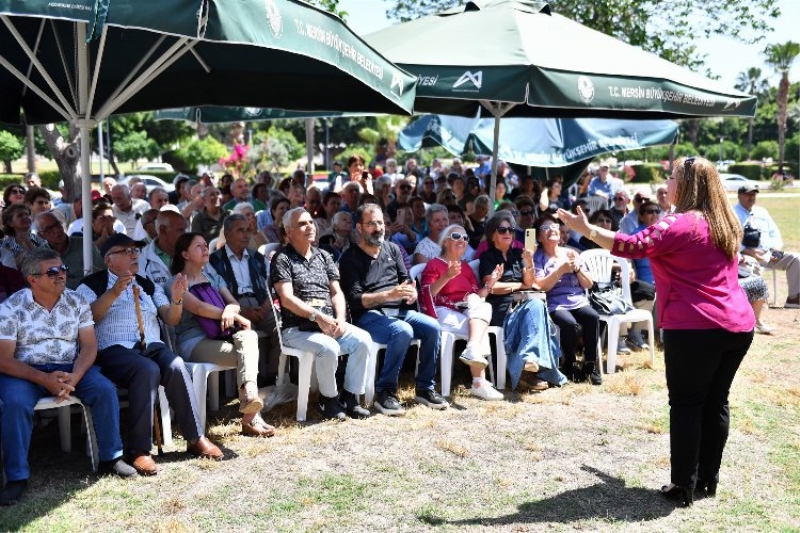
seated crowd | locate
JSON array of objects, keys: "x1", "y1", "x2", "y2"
[{"x1": 0, "y1": 158, "x2": 790, "y2": 505}]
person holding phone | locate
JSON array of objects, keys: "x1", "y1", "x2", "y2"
[
  {"x1": 340, "y1": 204, "x2": 449, "y2": 415},
  {"x1": 421, "y1": 224, "x2": 504, "y2": 400}
]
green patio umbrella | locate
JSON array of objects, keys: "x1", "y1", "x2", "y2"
[
  {"x1": 365, "y1": 0, "x2": 756, "y2": 206},
  {"x1": 1, "y1": 0, "x2": 417, "y2": 270}
]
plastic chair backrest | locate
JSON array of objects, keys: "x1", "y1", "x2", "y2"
[
  {"x1": 408, "y1": 263, "x2": 426, "y2": 285},
  {"x1": 583, "y1": 196, "x2": 610, "y2": 214},
  {"x1": 468, "y1": 259, "x2": 480, "y2": 282},
  {"x1": 259, "y1": 243, "x2": 282, "y2": 276},
  {"x1": 579, "y1": 248, "x2": 634, "y2": 304}
]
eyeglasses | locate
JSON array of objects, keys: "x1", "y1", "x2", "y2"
[
  {"x1": 643, "y1": 208, "x2": 661, "y2": 215},
  {"x1": 540, "y1": 223, "x2": 561, "y2": 231},
  {"x1": 362, "y1": 220, "x2": 385, "y2": 228},
  {"x1": 423, "y1": 181, "x2": 434, "y2": 186},
  {"x1": 495, "y1": 226, "x2": 513, "y2": 235},
  {"x1": 613, "y1": 197, "x2": 626, "y2": 202},
  {"x1": 33, "y1": 265, "x2": 68, "y2": 278},
  {"x1": 519, "y1": 210, "x2": 534, "y2": 216},
  {"x1": 9, "y1": 188, "x2": 25, "y2": 195},
  {"x1": 106, "y1": 247, "x2": 141, "y2": 257},
  {"x1": 448, "y1": 232, "x2": 469, "y2": 242},
  {"x1": 399, "y1": 185, "x2": 412, "y2": 191}
]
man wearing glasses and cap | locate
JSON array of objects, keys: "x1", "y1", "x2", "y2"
[
  {"x1": 618, "y1": 191, "x2": 652, "y2": 235},
  {"x1": 609, "y1": 190, "x2": 630, "y2": 230},
  {"x1": 0, "y1": 249, "x2": 137, "y2": 506},
  {"x1": 77, "y1": 234, "x2": 222, "y2": 476}
]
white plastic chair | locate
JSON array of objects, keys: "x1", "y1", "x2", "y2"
[
  {"x1": 34, "y1": 396, "x2": 99, "y2": 471},
  {"x1": 583, "y1": 195, "x2": 610, "y2": 214},
  {"x1": 579, "y1": 248, "x2": 656, "y2": 373},
  {"x1": 258, "y1": 243, "x2": 283, "y2": 277},
  {"x1": 764, "y1": 264, "x2": 779, "y2": 306},
  {"x1": 467, "y1": 260, "x2": 508, "y2": 391},
  {"x1": 185, "y1": 362, "x2": 237, "y2": 429}
]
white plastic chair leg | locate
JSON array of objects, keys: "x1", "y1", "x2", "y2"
[
  {"x1": 80, "y1": 404, "x2": 99, "y2": 472},
  {"x1": 277, "y1": 353, "x2": 288, "y2": 386},
  {"x1": 295, "y1": 355, "x2": 314, "y2": 422},
  {"x1": 57, "y1": 405, "x2": 72, "y2": 453},
  {"x1": 439, "y1": 332, "x2": 455, "y2": 397},
  {"x1": 157, "y1": 386, "x2": 173, "y2": 448},
  {"x1": 490, "y1": 328, "x2": 507, "y2": 390},
  {"x1": 646, "y1": 319, "x2": 656, "y2": 367},
  {"x1": 605, "y1": 318, "x2": 620, "y2": 374},
  {"x1": 208, "y1": 371, "x2": 221, "y2": 412}
]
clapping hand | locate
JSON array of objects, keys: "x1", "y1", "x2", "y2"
[{"x1": 445, "y1": 260, "x2": 461, "y2": 279}]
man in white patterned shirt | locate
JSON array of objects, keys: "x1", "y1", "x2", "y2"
[
  {"x1": 0, "y1": 249, "x2": 136, "y2": 506},
  {"x1": 77, "y1": 234, "x2": 222, "y2": 476}
]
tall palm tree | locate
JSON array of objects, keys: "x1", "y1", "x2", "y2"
[
  {"x1": 735, "y1": 67, "x2": 769, "y2": 159},
  {"x1": 764, "y1": 41, "x2": 800, "y2": 173}
]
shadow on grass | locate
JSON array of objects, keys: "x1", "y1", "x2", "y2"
[{"x1": 423, "y1": 466, "x2": 676, "y2": 527}]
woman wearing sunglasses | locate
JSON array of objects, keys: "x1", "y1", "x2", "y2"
[
  {"x1": 558, "y1": 156, "x2": 755, "y2": 507},
  {"x1": 2, "y1": 184, "x2": 26, "y2": 208},
  {"x1": 169, "y1": 232, "x2": 274, "y2": 438},
  {"x1": 533, "y1": 214, "x2": 601, "y2": 386},
  {"x1": 1, "y1": 204, "x2": 49, "y2": 267},
  {"x1": 420, "y1": 225, "x2": 504, "y2": 400},
  {"x1": 479, "y1": 212, "x2": 564, "y2": 391}
]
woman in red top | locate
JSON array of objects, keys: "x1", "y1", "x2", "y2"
[
  {"x1": 421, "y1": 224, "x2": 503, "y2": 401},
  {"x1": 559, "y1": 156, "x2": 755, "y2": 507}
]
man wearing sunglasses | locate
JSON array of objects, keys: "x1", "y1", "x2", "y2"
[
  {"x1": 340, "y1": 204, "x2": 449, "y2": 415},
  {"x1": 0, "y1": 249, "x2": 137, "y2": 505},
  {"x1": 77, "y1": 234, "x2": 222, "y2": 475}
]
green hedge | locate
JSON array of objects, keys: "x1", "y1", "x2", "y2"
[
  {"x1": 727, "y1": 163, "x2": 762, "y2": 181},
  {"x1": 0, "y1": 174, "x2": 24, "y2": 188},
  {"x1": 629, "y1": 163, "x2": 667, "y2": 183}
]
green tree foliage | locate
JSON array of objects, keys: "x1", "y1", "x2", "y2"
[
  {"x1": 750, "y1": 140, "x2": 779, "y2": 161},
  {"x1": 308, "y1": 0, "x2": 348, "y2": 20},
  {"x1": 386, "y1": 0, "x2": 780, "y2": 70},
  {"x1": 763, "y1": 41, "x2": 800, "y2": 171},
  {"x1": 0, "y1": 130, "x2": 24, "y2": 173},
  {"x1": 174, "y1": 136, "x2": 229, "y2": 174},
  {"x1": 113, "y1": 131, "x2": 159, "y2": 169},
  {"x1": 735, "y1": 67, "x2": 770, "y2": 158}
]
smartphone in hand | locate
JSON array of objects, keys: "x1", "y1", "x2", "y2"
[
  {"x1": 771, "y1": 250, "x2": 785, "y2": 260},
  {"x1": 525, "y1": 228, "x2": 537, "y2": 251}
]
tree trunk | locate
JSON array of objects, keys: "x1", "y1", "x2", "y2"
[
  {"x1": 3, "y1": 161, "x2": 11, "y2": 173},
  {"x1": 777, "y1": 76, "x2": 789, "y2": 172},
  {"x1": 686, "y1": 119, "x2": 699, "y2": 146},
  {"x1": 746, "y1": 117, "x2": 754, "y2": 160},
  {"x1": 38, "y1": 123, "x2": 82, "y2": 201},
  {"x1": 26, "y1": 125, "x2": 36, "y2": 173}
]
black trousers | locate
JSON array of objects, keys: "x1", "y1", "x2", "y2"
[
  {"x1": 663, "y1": 328, "x2": 753, "y2": 489},
  {"x1": 550, "y1": 305, "x2": 600, "y2": 367},
  {"x1": 96, "y1": 342, "x2": 203, "y2": 453}
]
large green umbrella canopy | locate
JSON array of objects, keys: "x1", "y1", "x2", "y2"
[
  {"x1": 365, "y1": 0, "x2": 756, "y2": 207},
  {"x1": 153, "y1": 107, "x2": 368, "y2": 123},
  {"x1": 398, "y1": 114, "x2": 679, "y2": 167},
  {"x1": 1, "y1": 0, "x2": 416, "y2": 271}
]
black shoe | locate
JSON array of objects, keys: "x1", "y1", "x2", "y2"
[
  {"x1": 660, "y1": 484, "x2": 693, "y2": 507},
  {"x1": 317, "y1": 394, "x2": 346, "y2": 420},
  {"x1": 339, "y1": 390, "x2": 371, "y2": 419},
  {"x1": 99, "y1": 457, "x2": 138, "y2": 478},
  {"x1": 696, "y1": 478, "x2": 718, "y2": 498},
  {"x1": 0, "y1": 479, "x2": 28, "y2": 506},
  {"x1": 414, "y1": 388, "x2": 450, "y2": 410},
  {"x1": 374, "y1": 389, "x2": 405, "y2": 416},
  {"x1": 584, "y1": 362, "x2": 603, "y2": 386},
  {"x1": 565, "y1": 363, "x2": 586, "y2": 383}
]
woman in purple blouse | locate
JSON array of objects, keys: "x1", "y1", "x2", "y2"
[{"x1": 559, "y1": 156, "x2": 755, "y2": 507}]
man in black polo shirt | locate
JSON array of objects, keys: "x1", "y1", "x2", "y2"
[
  {"x1": 339, "y1": 204, "x2": 448, "y2": 416},
  {"x1": 270, "y1": 208, "x2": 372, "y2": 420}
]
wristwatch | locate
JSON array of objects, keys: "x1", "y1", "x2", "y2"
[
  {"x1": 589, "y1": 226, "x2": 598, "y2": 240},
  {"x1": 308, "y1": 311, "x2": 317, "y2": 322}
]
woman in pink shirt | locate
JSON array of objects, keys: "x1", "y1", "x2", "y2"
[{"x1": 559, "y1": 156, "x2": 754, "y2": 507}]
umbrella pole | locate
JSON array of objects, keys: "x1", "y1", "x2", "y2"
[
  {"x1": 75, "y1": 22, "x2": 95, "y2": 275},
  {"x1": 481, "y1": 101, "x2": 515, "y2": 216}
]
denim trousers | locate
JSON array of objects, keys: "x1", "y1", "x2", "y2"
[
  {"x1": 357, "y1": 310, "x2": 440, "y2": 392},
  {"x1": 282, "y1": 323, "x2": 372, "y2": 398},
  {"x1": 663, "y1": 328, "x2": 753, "y2": 489},
  {"x1": 0, "y1": 365, "x2": 123, "y2": 481}
]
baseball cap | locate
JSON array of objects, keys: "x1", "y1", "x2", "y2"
[
  {"x1": 90, "y1": 190, "x2": 104, "y2": 203},
  {"x1": 100, "y1": 233, "x2": 146, "y2": 257},
  {"x1": 737, "y1": 185, "x2": 759, "y2": 194}
]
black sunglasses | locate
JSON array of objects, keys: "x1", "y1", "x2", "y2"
[
  {"x1": 9, "y1": 187, "x2": 25, "y2": 194},
  {"x1": 519, "y1": 210, "x2": 534, "y2": 216},
  {"x1": 495, "y1": 226, "x2": 513, "y2": 235},
  {"x1": 33, "y1": 265, "x2": 68, "y2": 278},
  {"x1": 644, "y1": 208, "x2": 662, "y2": 215},
  {"x1": 399, "y1": 185, "x2": 412, "y2": 191}
]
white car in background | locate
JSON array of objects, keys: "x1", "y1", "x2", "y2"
[
  {"x1": 117, "y1": 174, "x2": 175, "y2": 193},
  {"x1": 719, "y1": 173, "x2": 761, "y2": 193},
  {"x1": 136, "y1": 162, "x2": 174, "y2": 173}
]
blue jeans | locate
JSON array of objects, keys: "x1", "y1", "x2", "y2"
[
  {"x1": 281, "y1": 323, "x2": 372, "y2": 398},
  {"x1": 357, "y1": 310, "x2": 440, "y2": 392},
  {"x1": 0, "y1": 365, "x2": 123, "y2": 481}
]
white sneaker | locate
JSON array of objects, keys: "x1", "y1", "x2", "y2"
[
  {"x1": 616, "y1": 339, "x2": 631, "y2": 354},
  {"x1": 459, "y1": 345, "x2": 489, "y2": 369},
  {"x1": 471, "y1": 380, "x2": 504, "y2": 401},
  {"x1": 755, "y1": 322, "x2": 775, "y2": 335}
]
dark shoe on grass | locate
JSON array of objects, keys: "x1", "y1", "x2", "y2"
[
  {"x1": 339, "y1": 390, "x2": 370, "y2": 419},
  {"x1": 99, "y1": 457, "x2": 137, "y2": 478},
  {"x1": 0, "y1": 479, "x2": 28, "y2": 506}
]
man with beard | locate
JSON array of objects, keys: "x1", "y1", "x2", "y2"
[
  {"x1": 270, "y1": 208, "x2": 372, "y2": 420},
  {"x1": 339, "y1": 204, "x2": 448, "y2": 416},
  {"x1": 34, "y1": 211, "x2": 103, "y2": 289}
]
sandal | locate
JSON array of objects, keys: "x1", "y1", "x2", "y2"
[
  {"x1": 242, "y1": 416, "x2": 275, "y2": 438},
  {"x1": 239, "y1": 382, "x2": 264, "y2": 414}
]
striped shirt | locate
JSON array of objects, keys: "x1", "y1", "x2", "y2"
[{"x1": 77, "y1": 271, "x2": 169, "y2": 350}]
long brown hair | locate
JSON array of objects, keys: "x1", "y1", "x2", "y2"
[{"x1": 671, "y1": 156, "x2": 741, "y2": 260}]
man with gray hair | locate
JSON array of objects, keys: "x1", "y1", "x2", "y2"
[
  {"x1": 1, "y1": 249, "x2": 136, "y2": 505},
  {"x1": 111, "y1": 184, "x2": 149, "y2": 237},
  {"x1": 271, "y1": 207, "x2": 373, "y2": 419},
  {"x1": 139, "y1": 210, "x2": 188, "y2": 287},
  {"x1": 209, "y1": 214, "x2": 281, "y2": 379},
  {"x1": 222, "y1": 177, "x2": 266, "y2": 213},
  {"x1": 35, "y1": 211, "x2": 103, "y2": 289}
]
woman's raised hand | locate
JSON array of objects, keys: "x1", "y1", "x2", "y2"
[{"x1": 557, "y1": 207, "x2": 589, "y2": 233}]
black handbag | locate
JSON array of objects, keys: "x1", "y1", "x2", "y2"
[
  {"x1": 589, "y1": 286, "x2": 634, "y2": 315},
  {"x1": 742, "y1": 223, "x2": 761, "y2": 248}
]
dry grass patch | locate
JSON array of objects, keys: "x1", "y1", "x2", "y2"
[
  {"x1": 435, "y1": 438, "x2": 470, "y2": 458},
  {"x1": 605, "y1": 373, "x2": 643, "y2": 396}
]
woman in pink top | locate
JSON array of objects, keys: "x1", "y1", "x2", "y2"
[
  {"x1": 421, "y1": 224, "x2": 503, "y2": 401},
  {"x1": 559, "y1": 156, "x2": 754, "y2": 508}
]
